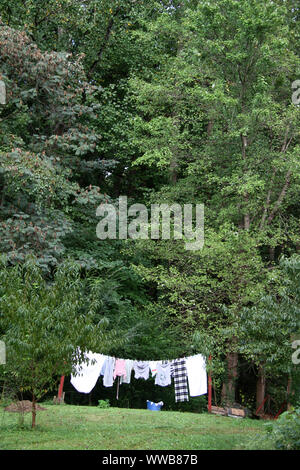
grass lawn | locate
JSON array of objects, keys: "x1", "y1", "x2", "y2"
[{"x1": 0, "y1": 404, "x2": 273, "y2": 450}]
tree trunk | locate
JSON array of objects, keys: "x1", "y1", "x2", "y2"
[
  {"x1": 243, "y1": 192, "x2": 250, "y2": 230},
  {"x1": 256, "y1": 365, "x2": 266, "y2": 412},
  {"x1": 170, "y1": 159, "x2": 177, "y2": 185},
  {"x1": 287, "y1": 376, "x2": 293, "y2": 410},
  {"x1": 221, "y1": 351, "x2": 238, "y2": 405},
  {"x1": 32, "y1": 396, "x2": 37, "y2": 428},
  {"x1": 207, "y1": 119, "x2": 214, "y2": 137},
  {"x1": 269, "y1": 246, "x2": 275, "y2": 263}
]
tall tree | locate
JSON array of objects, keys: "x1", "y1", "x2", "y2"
[
  {"x1": 0, "y1": 256, "x2": 120, "y2": 427},
  {"x1": 0, "y1": 23, "x2": 101, "y2": 270}
]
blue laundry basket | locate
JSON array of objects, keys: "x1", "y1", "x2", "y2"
[{"x1": 147, "y1": 400, "x2": 163, "y2": 411}]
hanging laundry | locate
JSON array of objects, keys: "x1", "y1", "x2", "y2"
[
  {"x1": 120, "y1": 359, "x2": 134, "y2": 384},
  {"x1": 113, "y1": 359, "x2": 127, "y2": 380},
  {"x1": 70, "y1": 351, "x2": 106, "y2": 394},
  {"x1": 155, "y1": 361, "x2": 171, "y2": 387},
  {"x1": 186, "y1": 354, "x2": 207, "y2": 397},
  {"x1": 149, "y1": 361, "x2": 158, "y2": 377},
  {"x1": 101, "y1": 356, "x2": 116, "y2": 387},
  {"x1": 171, "y1": 358, "x2": 189, "y2": 402},
  {"x1": 133, "y1": 361, "x2": 150, "y2": 380}
]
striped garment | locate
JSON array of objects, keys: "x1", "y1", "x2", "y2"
[{"x1": 171, "y1": 358, "x2": 189, "y2": 402}]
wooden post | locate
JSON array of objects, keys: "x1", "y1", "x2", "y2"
[
  {"x1": 57, "y1": 375, "x2": 65, "y2": 403},
  {"x1": 208, "y1": 354, "x2": 212, "y2": 413}
]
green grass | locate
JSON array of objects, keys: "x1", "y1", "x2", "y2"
[{"x1": 0, "y1": 404, "x2": 272, "y2": 450}]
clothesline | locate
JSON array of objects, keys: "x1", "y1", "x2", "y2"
[
  {"x1": 84, "y1": 354, "x2": 202, "y2": 362},
  {"x1": 70, "y1": 352, "x2": 208, "y2": 404}
]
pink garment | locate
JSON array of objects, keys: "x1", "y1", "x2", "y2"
[{"x1": 113, "y1": 359, "x2": 127, "y2": 380}]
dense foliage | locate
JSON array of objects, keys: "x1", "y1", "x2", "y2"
[{"x1": 265, "y1": 406, "x2": 300, "y2": 450}]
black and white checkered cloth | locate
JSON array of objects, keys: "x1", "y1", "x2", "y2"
[{"x1": 171, "y1": 358, "x2": 189, "y2": 402}]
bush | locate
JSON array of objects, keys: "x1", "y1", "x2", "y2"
[
  {"x1": 97, "y1": 399, "x2": 110, "y2": 409},
  {"x1": 266, "y1": 406, "x2": 300, "y2": 450}
]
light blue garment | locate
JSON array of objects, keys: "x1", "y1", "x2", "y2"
[
  {"x1": 155, "y1": 361, "x2": 171, "y2": 387},
  {"x1": 120, "y1": 359, "x2": 134, "y2": 384},
  {"x1": 101, "y1": 356, "x2": 116, "y2": 387}
]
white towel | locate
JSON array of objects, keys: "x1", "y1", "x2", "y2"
[
  {"x1": 71, "y1": 351, "x2": 106, "y2": 394},
  {"x1": 186, "y1": 354, "x2": 207, "y2": 396}
]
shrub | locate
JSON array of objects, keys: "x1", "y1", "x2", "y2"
[
  {"x1": 98, "y1": 399, "x2": 110, "y2": 409},
  {"x1": 267, "y1": 406, "x2": 300, "y2": 450}
]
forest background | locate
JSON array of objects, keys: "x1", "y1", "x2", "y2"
[{"x1": 0, "y1": 0, "x2": 299, "y2": 414}]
